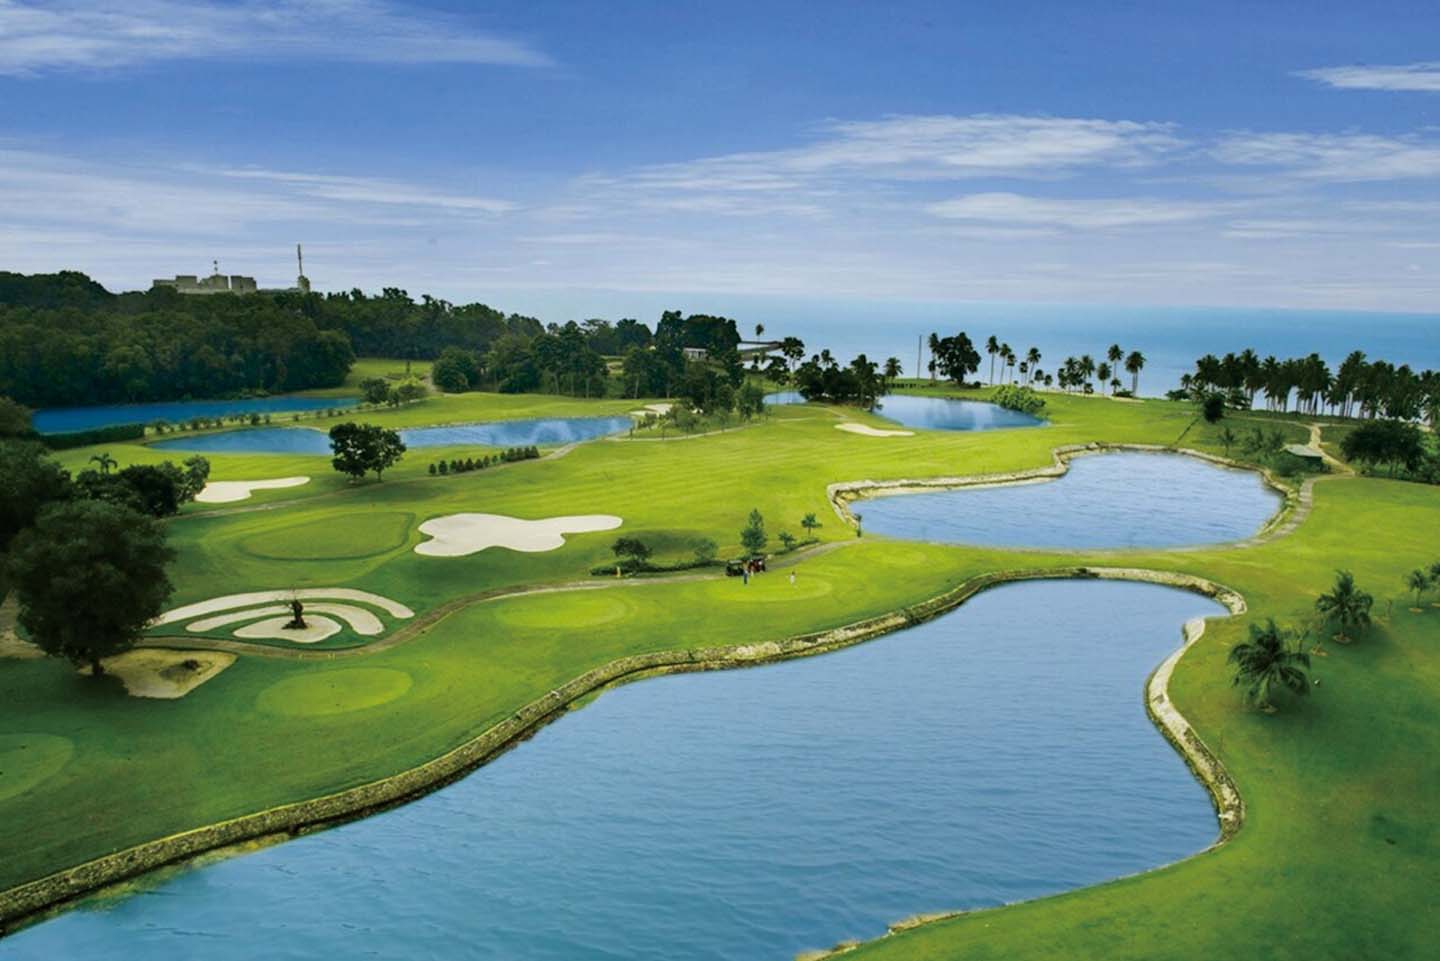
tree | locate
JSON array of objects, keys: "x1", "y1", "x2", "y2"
[
  {"x1": 1315, "y1": 569, "x2": 1373, "y2": 643},
  {"x1": 1202, "y1": 392, "x2": 1226, "y2": 423},
  {"x1": 737, "y1": 382, "x2": 767, "y2": 420},
  {"x1": 801, "y1": 512, "x2": 821, "y2": 538},
  {"x1": 985, "y1": 335, "x2": 999, "y2": 384},
  {"x1": 1219, "y1": 426, "x2": 1237, "y2": 455},
  {"x1": 89, "y1": 452, "x2": 117, "y2": 475},
  {"x1": 1340, "y1": 419, "x2": 1425, "y2": 478},
  {"x1": 1125, "y1": 351, "x2": 1146, "y2": 395},
  {"x1": 933, "y1": 332, "x2": 982, "y2": 385},
  {"x1": 740, "y1": 508, "x2": 767, "y2": 556},
  {"x1": 359, "y1": 377, "x2": 391, "y2": 405},
  {"x1": 778, "y1": 530, "x2": 797, "y2": 551},
  {"x1": 1107, "y1": 343, "x2": 1123, "y2": 384},
  {"x1": 329, "y1": 423, "x2": 407, "y2": 482},
  {"x1": 0, "y1": 396, "x2": 32, "y2": 437},
  {"x1": 882, "y1": 357, "x2": 902, "y2": 389},
  {"x1": 1228, "y1": 619, "x2": 1311, "y2": 712},
  {"x1": 693, "y1": 537, "x2": 718, "y2": 564},
  {"x1": 1406, "y1": 569, "x2": 1430, "y2": 608},
  {"x1": 388, "y1": 379, "x2": 427, "y2": 406},
  {"x1": 431, "y1": 347, "x2": 480, "y2": 393},
  {"x1": 611, "y1": 536, "x2": 652, "y2": 570},
  {"x1": 7, "y1": 500, "x2": 174, "y2": 676},
  {"x1": 179, "y1": 456, "x2": 211, "y2": 502}
]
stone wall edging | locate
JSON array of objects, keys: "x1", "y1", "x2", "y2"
[{"x1": 0, "y1": 565, "x2": 1247, "y2": 936}]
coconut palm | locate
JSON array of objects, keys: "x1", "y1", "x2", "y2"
[
  {"x1": 985, "y1": 335, "x2": 1000, "y2": 384},
  {"x1": 1406, "y1": 569, "x2": 1431, "y2": 608},
  {"x1": 1000, "y1": 343, "x2": 1014, "y2": 383},
  {"x1": 1219, "y1": 426, "x2": 1237, "y2": 455},
  {"x1": 1228, "y1": 619, "x2": 1311, "y2": 712},
  {"x1": 1025, "y1": 347, "x2": 1041, "y2": 382},
  {"x1": 755, "y1": 323, "x2": 765, "y2": 339},
  {"x1": 1107, "y1": 343, "x2": 1123, "y2": 379},
  {"x1": 89, "y1": 452, "x2": 117, "y2": 475},
  {"x1": 882, "y1": 356, "x2": 902, "y2": 389},
  {"x1": 1097, "y1": 361, "x2": 1112, "y2": 393},
  {"x1": 1315, "y1": 570, "x2": 1374, "y2": 644},
  {"x1": 1124, "y1": 351, "x2": 1145, "y2": 395},
  {"x1": 1079, "y1": 354, "x2": 1096, "y2": 392}
]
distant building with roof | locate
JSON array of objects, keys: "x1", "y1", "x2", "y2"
[{"x1": 151, "y1": 245, "x2": 311, "y2": 296}]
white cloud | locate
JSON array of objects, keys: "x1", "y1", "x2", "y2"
[
  {"x1": 209, "y1": 167, "x2": 516, "y2": 213},
  {"x1": 1212, "y1": 131, "x2": 1440, "y2": 181},
  {"x1": 1298, "y1": 62, "x2": 1440, "y2": 92},
  {"x1": 927, "y1": 192, "x2": 1219, "y2": 229},
  {"x1": 0, "y1": 0, "x2": 551, "y2": 75}
]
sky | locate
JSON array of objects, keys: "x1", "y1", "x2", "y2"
[{"x1": 2, "y1": 0, "x2": 1440, "y2": 321}]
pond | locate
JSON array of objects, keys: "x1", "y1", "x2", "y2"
[
  {"x1": 149, "y1": 416, "x2": 635, "y2": 454},
  {"x1": 4, "y1": 579, "x2": 1224, "y2": 961},
  {"x1": 860, "y1": 452, "x2": 1282, "y2": 550},
  {"x1": 764, "y1": 392, "x2": 1042, "y2": 431},
  {"x1": 32, "y1": 396, "x2": 357, "y2": 434}
]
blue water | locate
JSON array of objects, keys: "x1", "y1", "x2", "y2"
[
  {"x1": 32, "y1": 396, "x2": 357, "y2": 434},
  {"x1": 873, "y1": 394, "x2": 1042, "y2": 431},
  {"x1": 534, "y1": 292, "x2": 1440, "y2": 397},
  {"x1": 3, "y1": 580, "x2": 1224, "y2": 961},
  {"x1": 149, "y1": 416, "x2": 635, "y2": 454},
  {"x1": 765, "y1": 393, "x2": 1041, "y2": 431},
  {"x1": 861, "y1": 452, "x2": 1280, "y2": 550}
]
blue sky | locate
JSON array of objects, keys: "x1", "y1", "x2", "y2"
[{"x1": 2, "y1": 0, "x2": 1440, "y2": 317}]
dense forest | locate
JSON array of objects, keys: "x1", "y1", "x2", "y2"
[{"x1": 0, "y1": 272, "x2": 764, "y2": 408}]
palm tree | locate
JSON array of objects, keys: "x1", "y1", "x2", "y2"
[
  {"x1": 1026, "y1": 347, "x2": 1041, "y2": 383},
  {"x1": 1107, "y1": 343, "x2": 1123, "y2": 380},
  {"x1": 800, "y1": 513, "x2": 821, "y2": 537},
  {"x1": 89, "y1": 452, "x2": 117, "y2": 475},
  {"x1": 882, "y1": 356, "x2": 902, "y2": 389},
  {"x1": 1097, "y1": 361, "x2": 1112, "y2": 393},
  {"x1": 1219, "y1": 426, "x2": 1236, "y2": 455},
  {"x1": 985, "y1": 335, "x2": 1000, "y2": 384},
  {"x1": 1124, "y1": 351, "x2": 1145, "y2": 395},
  {"x1": 929, "y1": 333, "x2": 941, "y2": 384},
  {"x1": 1406, "y1": 569, "x2": 1430, "y2": 608},
  {"x1": 1228, "y1": 619, "x2": 1311, "y2": 713},
  {"x1": 1315, "y1": 570, "x2": 1374, "y2": 644},
  {"x1": 755, "y1": 323, "x2": 765, "y2": 339},
  {"x1": 1079, "y1": 354, "x2": 1096, "y2": 392},
  {"x1": 1000, "y1": 343, "x2": 1014, "y2": 383}
]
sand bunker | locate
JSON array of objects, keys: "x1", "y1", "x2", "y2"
[
  {"x1": 645, "y1": 403, "x2": 673, "y2": 414},
  {"x1": 234, "y1": 616, "x2": 342, "y2": 643},
  {"x1": 187, "y1": 603, "x2": 385, "y2": 636},
  {"x1": 90, "y1": 649, "x2": 236, "y2": 699},
  {"x1": 415, "y1": 513, "x2": 623, "y2": 557},
  {"x1": 836, "y1": 422, "x2": 915, "y2": 437},
  {"x1": 195, "y1": 477, "x2": 310, "y2": 504},
  {"x1": 154, "y1": 589, "x2": 414, "y2": 626}
]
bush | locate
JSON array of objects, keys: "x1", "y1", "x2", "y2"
[{"x1": 991, "y1": 384, "x2": 1046, "y2": 415}]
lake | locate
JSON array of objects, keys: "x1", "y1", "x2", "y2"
[
  {"x1": 860, "y1": 452, "x2": 1281, "y2": 549},
  {"x1": 766, "y1": 393, "x2": 1042, "y2": 431},
  {"x1": 2, "y1": 580, "x2": 1224, "y2": 961},
  {"x1": 32, "y1": 396, "x2": 357, "y2": 434},
  {"x1": 149, "y1": 416, "x2": 636, "y2": 454}
]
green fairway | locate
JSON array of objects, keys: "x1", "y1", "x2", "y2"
[{"x1": 2, "y1": 386, "x2": 1437, "y2": 959}]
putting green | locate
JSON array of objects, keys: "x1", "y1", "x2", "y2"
[
  {"x1": 239, "y1": 512, "x2": 414, "y2": 561},
  {"x1": 255, "y1": 669, "x2": 414, "y2": 717},
  {"x1": 492, "y1": 591, "x2": 636, "y2": 629},
  {"x1": 0, "y1": 734, "x2": 75, "y2": 803},
  {"x1": 705, "y1": 574, "x2": 835, "y2": 603}
]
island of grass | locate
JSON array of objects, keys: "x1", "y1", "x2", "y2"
[{"x1": 1, "y1": 383, "x2": 1436, "y2": 961}]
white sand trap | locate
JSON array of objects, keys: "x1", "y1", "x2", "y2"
[
  {"x1": 187, "y1": 603, "x2": 386, "y2": 636},
  {"x1": 90, "y1": 649, "x2": 236, "y2": 699},
  {"x1": 836, "y1": 422, "x2": 915, "y2": 437},
  {"x1": 645, "y1": 403, "x2": 673, "y2": 414},
  {"x1": 195, "y1": 477, "x2": 310, "y2": 504},
  {"x1": 234, "y1": 615, "x2": 341, "y2": 643},
  {"x1": 154, "y1": 589, "x2": 414, "y2": 626},
  {"x1": 416, "y1": 513, "x2": 623, "y2": 557}
]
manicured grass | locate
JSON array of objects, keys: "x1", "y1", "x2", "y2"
[{"x1": 2, "y1": 387, "x2": 1437, "y2": 960}]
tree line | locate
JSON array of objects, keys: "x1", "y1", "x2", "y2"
[{"x1": 1177, "y1": 349, "x2": 1439, "y2": 425}]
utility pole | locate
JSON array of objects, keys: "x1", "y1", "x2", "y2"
[{"x1": 916, "y1": 335, "x2": 921, "y2": 387}]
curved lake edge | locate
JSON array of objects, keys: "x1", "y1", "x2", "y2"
[
  {"x1": 0, "y1": 564, "x2": 1248, "y2": 943},
  {"x1": 830, "y1": 443, "x2": 1309, "y2": 552}
]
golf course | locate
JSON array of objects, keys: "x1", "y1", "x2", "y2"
[{"x1": 1, "y1": 377, "x2": 1437, "y2": 961}]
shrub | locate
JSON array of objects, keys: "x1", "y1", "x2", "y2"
[{"x1": 992, "y1": 384, "x2": 1046, "y2": 415}]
